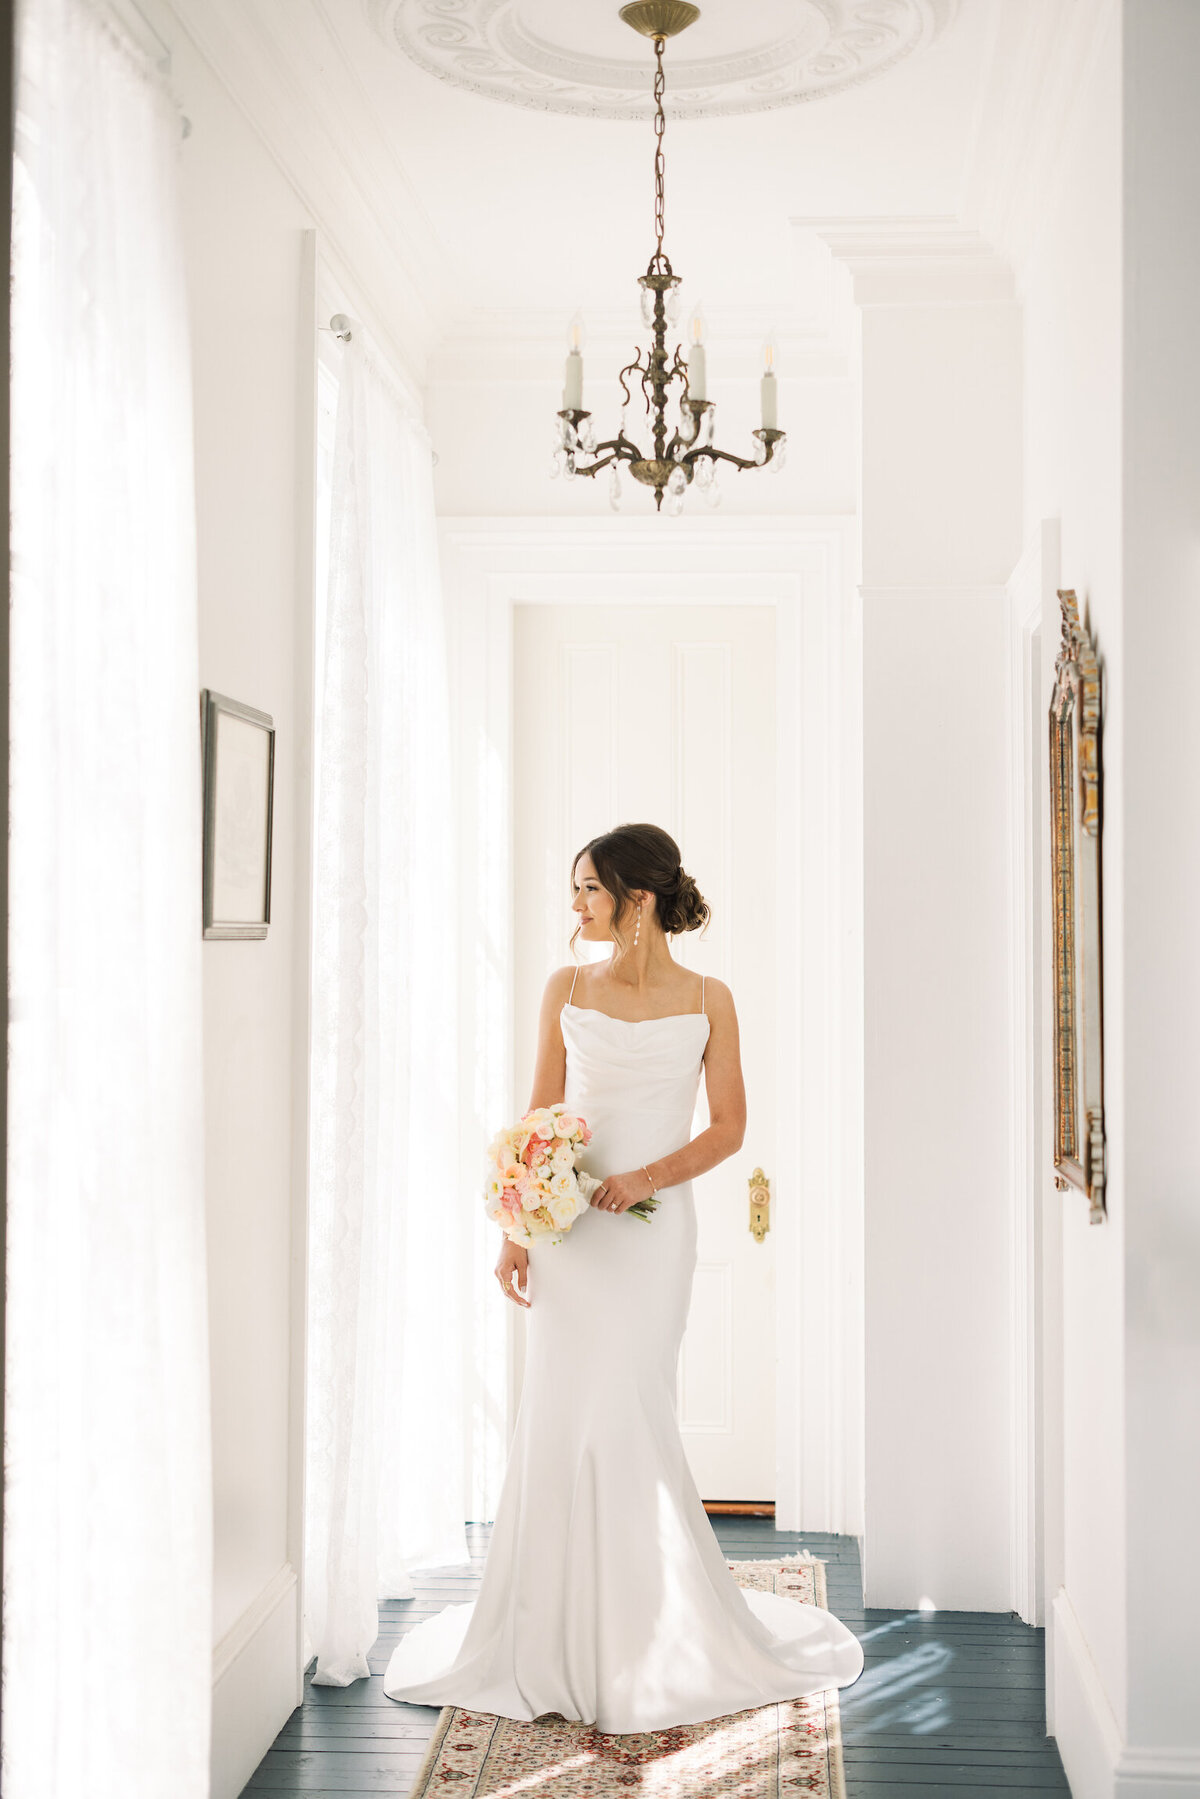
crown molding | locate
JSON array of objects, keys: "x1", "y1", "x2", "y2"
[
  {"x1": 429, "y1": 302, "x2": 852, "y2": 385},
  {"x1": 795, "y1": 213, "x2": 1014, "y2": 307},
  {"x1": 957, "y1": 0, "x2": 1119, "y2": 285},
  {"x1": 163, "y1": 0, "x2": 453, "y2": 381}
]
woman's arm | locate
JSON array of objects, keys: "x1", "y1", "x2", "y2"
[
  {"x1": 590, "y1": 977, "x2": 746, "y2": 1213},
  {"x1": 495, "y1": 967, "x2": 576, "y2": 1307},
  {"x1": 650, "y1": 976, "x2": 746, "y2": 1183},
  {"x1": 525, "y1": 966, "x2": 574, "y2": 1111}
]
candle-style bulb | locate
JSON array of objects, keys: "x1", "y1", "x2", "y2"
[
  {"x1": 760, "y1": 335, "x2": 778, "y2": 431},
  {"x1": 688, "y1": 304, "x2": 708, "y2": 405},
  {"x1": 564, "y1": 312, "x2": 585, "y2": 412}
]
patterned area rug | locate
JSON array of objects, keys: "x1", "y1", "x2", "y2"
[{"x1": 406, "y1": 1555, "x2": 848, "y2": 1797}]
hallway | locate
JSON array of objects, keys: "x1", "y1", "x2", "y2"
[
  {"x1": 8, "y1": 1, "x2": 1200, "y2": 1795},
  {"x1": 242, "y1": 1519, "x2": 1070, "y2": 1798}
]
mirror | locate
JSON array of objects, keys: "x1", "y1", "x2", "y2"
[{"x1": 1048, "y1": 587, "x2": 1106, "y2": 1222}]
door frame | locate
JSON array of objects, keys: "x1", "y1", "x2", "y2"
[
  {"x1": 443, "y1": 517, "x2": 863, "y2": 1536},
  {"x1": 1005, "y1": 518, "x2": 1061, "y2": 1630}
]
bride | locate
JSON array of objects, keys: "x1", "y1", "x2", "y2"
[{"x1": 383, "y1": 822, "x2": 864, "y2": 1733}]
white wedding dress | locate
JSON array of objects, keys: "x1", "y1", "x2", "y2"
[{"x1": 383, "y1": 971, "x2": 864, "y2": 1734}]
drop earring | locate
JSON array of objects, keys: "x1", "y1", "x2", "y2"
[{"x1": 634, "y1": 897, "x2": 642, "y2": 947}]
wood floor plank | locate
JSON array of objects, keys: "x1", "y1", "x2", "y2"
[
  {"x1": 843, "y1": 1787, "x2": 1058, "y2": 1799},
  {"x1": 844, "y1": 1747, "x2": 1067, "y2": 1771},
  {"x1": 276, "y1": 1716, "x2": 434, "y2": 1742},
  {"x1": 845, "y1": 1728, "x2": 1063, "y2": 1751},
  {"x1": 247, "y1": 1775, "x2": 428, "y2": 1795},
  {"x1": 252, "y1": 1751, "x2": 431, "y2": 1775},
  {"x1": 842, "y1": 1765, "x2": 1069, "y2": 1789}
]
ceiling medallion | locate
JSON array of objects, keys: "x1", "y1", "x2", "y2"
[
  {"x1": 552, "y1": 9, "x2": 784, "y2": 515},
  {"x1": 368, "y1": 0, "x2": 956, "y2": 121}
]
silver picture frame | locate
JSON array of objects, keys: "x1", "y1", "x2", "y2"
[{"x1": 200, "y1": 688, "x2": 275, "y2": 941}]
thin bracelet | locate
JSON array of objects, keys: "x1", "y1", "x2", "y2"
[{"x1": 643, "y1": 1164, "x2": 658, "y2": 1195}]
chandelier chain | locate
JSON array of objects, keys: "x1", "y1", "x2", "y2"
[
  {"x1": 652, "y1": 34, "x2": 667, "y2": 270},
  {"x1": 552, "y1": 6, "x2": 785, "y2": 509}
]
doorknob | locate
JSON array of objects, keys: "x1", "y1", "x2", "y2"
[{"x1": 748, "y1": 1167, "x2": 770, "y2": 1243}]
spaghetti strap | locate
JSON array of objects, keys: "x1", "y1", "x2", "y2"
[
  {"x1": 700, "y1": 973, "x2": 706, "y2": 1015},
  {"x1": 569, "y1": 964, "x2": 580, "y2": 1004}
]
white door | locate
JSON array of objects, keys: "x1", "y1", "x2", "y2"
[{"x1": 512, "y1": 602, "x2": 777, "y2": 1501}]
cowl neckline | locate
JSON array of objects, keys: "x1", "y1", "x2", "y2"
[{"x1": 561, "y1": 1001, "x2": 709, "y2": 1030}]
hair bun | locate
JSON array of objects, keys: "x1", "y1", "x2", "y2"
[{"x1": 658, "y1": 864, "x2": 710, "y2": 936}]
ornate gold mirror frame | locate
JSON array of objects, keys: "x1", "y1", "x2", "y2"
[{"x1": 1049, "y1": 588, "x2": 1106, "y2": 1222}]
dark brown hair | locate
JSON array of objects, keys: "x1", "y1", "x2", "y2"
[{"x1": 570, "y1": 823, "x2": 711, "y2": 957}]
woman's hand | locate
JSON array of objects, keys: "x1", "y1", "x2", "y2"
[
  {"x1": 589, "y1": 1169, "x2": 655, "y2": 1215},
  {"x1": 495, "y1": 1239, "x2": 530, "y2": 1308}
]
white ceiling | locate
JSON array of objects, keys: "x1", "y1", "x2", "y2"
[
  {"x1": 333, "y1": 0, "x2": 991, "y2": 313},
  {"x1": 164, "y1": 0, "x2": 1095, "y2": 377}
]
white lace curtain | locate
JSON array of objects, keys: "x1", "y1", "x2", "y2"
[
  {"x1": 5, "y1": 1, "x2": 211, "y2": 1795},
  {"x1": 305, "y1": 334, "x2": 468, "y2": 1685}
]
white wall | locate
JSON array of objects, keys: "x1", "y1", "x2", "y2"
[
  {"x1": 142, "y1": 7, "x2": 317, "y2": 1793},
  {"x1": 427, "y1": 369, "x2": 856, "y2": 519},
  {"x1": 1022, "y1": 4, "x2": 1200, "y2": 1791},
  {"x1": 1120, "y1": 0, "x2": 1200, "y2": 1780},
  {"x1": 861, "y1": 584, "x2": 1015, "y2": 1611},
  {"x1": 851, "y1": 266, "x2": 1024, "y2": 1613},
  {"x1": 1021, "y1": 8, "x2": 1128, "y2": 1785}
]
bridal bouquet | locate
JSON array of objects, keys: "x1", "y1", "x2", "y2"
[{"x1": 484, "y1": 1103, "x2": 659, "y2": 1246}]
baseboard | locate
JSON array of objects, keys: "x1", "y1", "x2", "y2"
[
  {"x1": 211, "y1": 1562, "x2": 301, "y2": 1799},
  {"x1": 1052, "y1": 1587, "x2": 1123, "y2": 1799},
  {"x1": 1116, "y1": 1749, "x2": 1200, "y2": 1798},
  {"x1": 1051, "y1": 1590, "x2": 1200, "y2": 1799}
]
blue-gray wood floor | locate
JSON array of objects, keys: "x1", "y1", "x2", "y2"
[{"x1": 242, "y1": 1519, "x2": 1071, "y2": 1796}]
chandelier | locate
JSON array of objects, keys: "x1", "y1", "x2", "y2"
[{"x1": 552, "y1": 1, "x2": 786, "y2": 515}]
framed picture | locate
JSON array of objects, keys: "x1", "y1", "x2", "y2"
[
  {"x1": 200, "y1": 689, "x2": 275, "y2": 941},
  {"x1": 1048, "y1": 589, "x2": 1106, "y2": 1222}
]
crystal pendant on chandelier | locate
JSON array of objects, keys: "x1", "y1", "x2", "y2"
[
  {"x1": 609, "y1": 464, "x2": 622, "y2": 511},
  {"x1": 551, "y1": 3, "x2": 786, "y2": 513}
]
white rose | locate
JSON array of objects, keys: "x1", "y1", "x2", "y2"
[{"x1": 549, "y1": 1194, "x2": 580, "y2": 1228}]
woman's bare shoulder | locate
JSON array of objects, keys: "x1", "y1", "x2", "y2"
[
  {"x1": 544, "y1": 964, "x2": 581, "y2": 1009},
  {"x1": 701, "y1": 974, "x2": 737, "y2": 1017}
]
